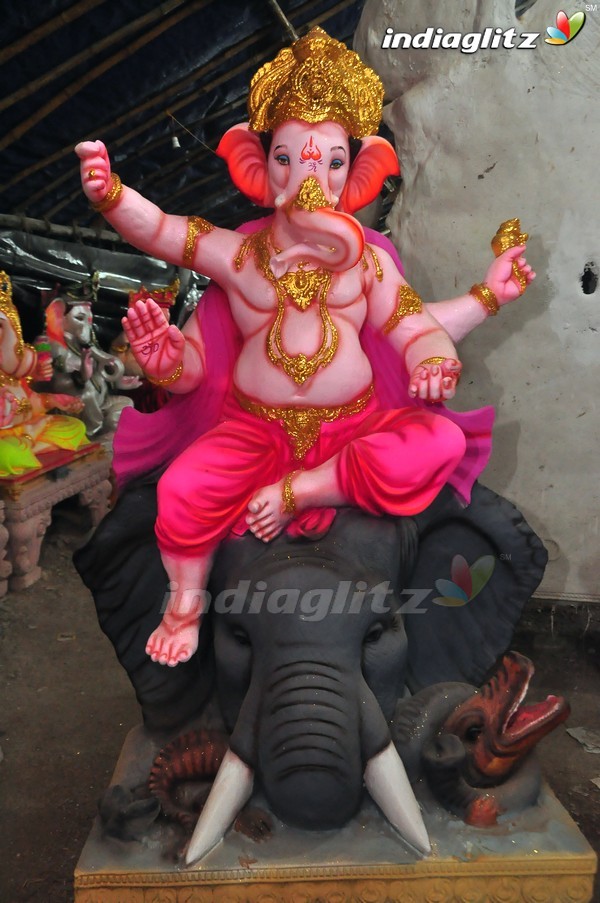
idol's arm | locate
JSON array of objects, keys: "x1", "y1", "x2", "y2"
[
  {"x1": 424, "y1": 245, "x2": 535, "y2": 343},
  {"x1": 365, "y1": 247, "x2": 461, "y2": 403},
  {"x1": 75, "y1": 140, "x2": 242, "y2": 288}
]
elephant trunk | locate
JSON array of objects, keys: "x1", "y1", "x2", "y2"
[
  {"x1": 186, "y1": 661, "x2": 430, "y2": 864},
  {"x1": 270, "y1": 177, "x2": 365, "y2": 277},
  {"x1": 258, "y1": 658, "x2": 363, "y2": 829}
]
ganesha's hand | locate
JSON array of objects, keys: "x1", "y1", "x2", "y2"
[
  {"x1": 0, "y1": 388, "x2": 19, "y2": 428},
  {"x1": 484, "y1": 245, "x2": 536, "y2": 306},
  {"x1": 408, "y1": 358, "x2": 462, "y2": 404},
  {"x1": 42, "y1": 393, "x2": 85, "y2": 415},
  {"x1": 122, "y1": 299, "x2": 185, "y2": 382},
  {"x1": 74, "y1": 139, "x2": 112, "y2": 206}
]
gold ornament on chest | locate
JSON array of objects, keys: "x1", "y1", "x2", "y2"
[
  {"x1": 278, "y1": 262, "x2": 330, "y2": 311},
  {"x1": 235, "y1": 228, "x2": 338, "y2": 385}
]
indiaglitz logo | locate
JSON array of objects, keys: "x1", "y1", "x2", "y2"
[
  {"x1": 381, "y1": 11, "x2": 588, "y2": 53},
  {"x1": 545, "y1": 10, "x2": 586, "y2": 43},
  {"x1": 433, "y1": 554, "x2": 495, "y2": 607}
]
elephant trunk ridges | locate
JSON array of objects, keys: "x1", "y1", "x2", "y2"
[{"x1": 259, "y1": 659, "x2": 361, "y2": 829}]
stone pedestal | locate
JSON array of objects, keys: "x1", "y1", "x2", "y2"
[
  {"x1": 74, "y1": 726, "x2": 597, "y2": 903},
  {"x1": 0, "y1": 444, "x2": 111, "y2": 593}
]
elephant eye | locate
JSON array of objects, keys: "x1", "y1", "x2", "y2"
[
  {"x1": 274, "y1": 153, "x2": 290, "y2": 166},
  {"x1": 330, "y1": 158, "x2": 344, "y2": 170},
  {"x1": 231, "y1": 626, "x2": 251, "y2": 647},
  {"x1": 364, "y1": 622, "x2": 385, "y2": 645}
]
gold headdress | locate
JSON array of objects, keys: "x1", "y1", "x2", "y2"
[
  {"x1": 0, "y1": 270, "x2": 25, "y2": 358},
  {"x1": 248, "y1": 27, "x2": 383, "y2": 138}
]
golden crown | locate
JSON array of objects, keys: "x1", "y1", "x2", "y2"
[
  {"x1": 0, "y1": 270, "x2": 25, "y2": 358},
  {"x1": 248, "y1": 27, "x2": 384, "y2": 139}
]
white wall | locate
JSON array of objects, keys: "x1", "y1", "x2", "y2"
[{"x1": 356, "y1": 0, "x2": 600, "y2": 601}]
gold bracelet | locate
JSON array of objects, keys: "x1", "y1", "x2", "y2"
[
  {"x1": 470, "y1": 283, "x2": 499, "y2": 316},
  {"x1": 146, "y1": 361, "x2": 183, "y2": 386},
  {"x1": 183, "y1": 215, "x2": 214, "y2": 267},
  {"x1": 282, "y1": 471, "x2": 299, "y2": 516},
  {"x1": 418, "y1": 356, "x2": 446, "y2": 367},
  {"x1": 91, "y1": 173, "x2": 123, "y2": 212}
]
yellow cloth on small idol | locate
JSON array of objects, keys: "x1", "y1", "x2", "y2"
[
  {"x1": 0, "y1": 433, "x2": 40, "y2": 477},
  {"x1": 34, "y1": 415, "x2": 89, "y2": 451},
  {"x1": 0, "y1": 416, "x2": 88, "y2": 478}
]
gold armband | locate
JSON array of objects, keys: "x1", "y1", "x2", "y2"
[
  {"x1": 146, "y1": 361, "x2": 183, "y2": 386},
  {"x1": 470, "y1": 283, "x2": 499, "y2": 316},
  {"x1": 383, "y1": 284, "x2": 423, "y2": 334},
  {"x1": 183, "y1": 215, "x2": 214, "y2": 267},
  {"x1": 282, "y1": 471, "x2": 299, "y2": 516},
  {"x1": 91, "y1": 173, "x2": 123, "y2": 212}
]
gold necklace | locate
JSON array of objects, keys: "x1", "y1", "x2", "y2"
[{"x1": 235, "y1": 228, "x2": 338, "y2": 386}]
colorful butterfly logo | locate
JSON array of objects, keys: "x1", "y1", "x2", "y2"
[
  {"x1": 433, "y1": 554, "x2": 495, "y2": 607},
  {"x1": 545, "y1": 10, "x2": 586, "y2": 44}
]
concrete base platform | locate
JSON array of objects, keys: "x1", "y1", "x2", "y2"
[{"x1": 74, "y1": 726, "x2": 597, "y2": 903}]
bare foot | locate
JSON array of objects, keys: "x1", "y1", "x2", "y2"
[
  {"x1": 246, "y1": 477, "x2": 294, "y2": 543},
  {"x1": 146, "y1": 616, "x2": 200, "y2": 666}
]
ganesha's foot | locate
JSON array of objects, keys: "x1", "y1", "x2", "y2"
[
  {"x1": 246, "y1": 478, "x2": 292, "y2": 543},
  {"x1": 146, "y1": 616, "x2": 201, "y2": 667}
]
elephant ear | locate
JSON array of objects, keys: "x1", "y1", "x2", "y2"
[
  {"x1": 216, "y1": 123, "x2": 274, "y2": 207},
  {"x1": 74, "y1": 480, "x2": 214, "y2": 732},
  {"x1": 404, "y1": 482, "x2": 547, "y2": 691},
  {"x1": 338, "y1": 136, "x2": 400, "y2": 214},
  {"x1": 44, "y1": 296, "x2": 67, "y2": 347}
]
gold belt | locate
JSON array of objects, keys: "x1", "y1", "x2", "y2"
[{"x1": 234, "y1": 384, "x2": 375, "y2": 460}]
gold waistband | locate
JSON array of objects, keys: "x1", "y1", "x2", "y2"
[{"x1": 234, "y1": 384, "x2": 375, "y2": 460}]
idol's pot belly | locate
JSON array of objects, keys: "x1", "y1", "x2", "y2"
[{"x1": 232, "y1": 321, "x2": 374, "y2": 406}]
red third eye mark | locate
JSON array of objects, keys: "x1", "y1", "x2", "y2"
[{"x1": 300, "y1": 136, "x2": 322, "y2": 162}]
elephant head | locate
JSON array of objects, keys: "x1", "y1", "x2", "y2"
[
  {"x1": 185, "y1": 509, "x2": 430, "y2": 864},
  {"x1": 216, "y1": 118, "x2": 399, "y2": 276}
]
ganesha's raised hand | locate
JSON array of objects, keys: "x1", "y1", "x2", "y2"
[
  {"x1": 122, "y1": 299, "x2": 185, "y2": 382},
  {"x1": 74, "y1": 139, "x2": 112, "y2": 206},
  {"x1": 484, "y1": 245, "x2": 536, "y2": 306},
  {"x1": 408, "y1": 358, "x2": 462, "y2": 404}
]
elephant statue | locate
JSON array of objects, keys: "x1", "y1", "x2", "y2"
[
  {"x1": 44, "y1": 277, "x2": 139, "y2": 437},
  {"x1": 75, "y1": 475, "x2": 557, "y2": 862}
]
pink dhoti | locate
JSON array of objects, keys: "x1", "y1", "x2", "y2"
[{"x1": 155, "y1": 387, "x2": 467, "y2": 560}]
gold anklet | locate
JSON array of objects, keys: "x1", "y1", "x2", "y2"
[
  {"x1": 282, "y1": 471, "x2": 299, "y2": 516},
  {"x1": 418, "y1": 356, "x2": 446, "y2": 367}
]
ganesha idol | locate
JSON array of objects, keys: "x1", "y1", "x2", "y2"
[
  {"x1": 0, "y1": 271, "x2": 89, "y2": 479},
  {"x1": 75, "y1": 29, "x2": 537, "y2": 861}
]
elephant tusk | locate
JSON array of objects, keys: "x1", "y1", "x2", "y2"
[
  {"x1": 185, "y1": 748, "x2": 254, "y2": 867},
  {"x1": 364, "y1": 742, "x2": 431, "y2": 856}
]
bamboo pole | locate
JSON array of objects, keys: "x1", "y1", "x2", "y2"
[
  {"x1": 0, "y1": 0, "x2": 106, "y2": 66},
  {"x1": 0, "y1": 0, "x2": 189, "y2": 114},
  {"x1": 0, "y1": 0, "x2": 212, "y2": 152},
  {"x1": 0, "y1": 213, "x2": 122, "y2": 244}
]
